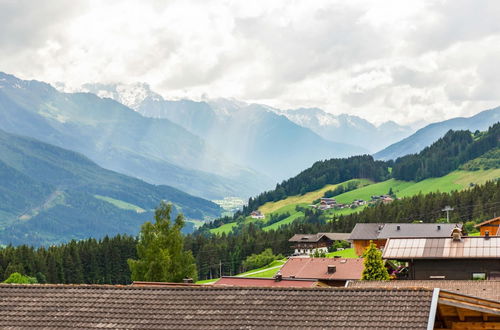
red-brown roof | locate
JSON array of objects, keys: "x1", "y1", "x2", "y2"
[
  {"x1": 214, "y1": 276, "x2": 318, "y2": 287},
  {"x1": 279, "y1": 257, "x2": 364, "y2": 280},
  {"x1": 0, "y1": 284, "x2": 434, "y2": 329}
]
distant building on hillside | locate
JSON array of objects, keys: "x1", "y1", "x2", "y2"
[
  {"x1": 348, "y1": 223, "x2": 465, "y2": 256},
  {"x1": 250, "y1": 210, "x2": 265, "y2": 219},
  {"x1": 289, "y1": 232, "x2": 351, "y2": 255}
]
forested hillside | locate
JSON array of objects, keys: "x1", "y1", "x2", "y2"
[
  {"x1": 238, "y1": 124, "x2": 499, "y2": 216},
  {"x1": 243, "y1": 155, "x2": 390, "y2": 214},
  {"x1": 0, "y1": 129, "x2": 221, "y2": 246},
  {"x1": 392, "y1": 123, "x2": 500, "y2": 181},
  {"x1": 0, "y1": 72, "x2": 269, "y2": 199},
  {"x1": 2, "y1": 179, "x2": 498, "y2": 283}
]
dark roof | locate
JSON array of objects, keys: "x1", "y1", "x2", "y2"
[
  {"x1": 214, "y1": 276, "x2": 318, "y2": 287},
  {"x1": 0, "y1": 284, "x2": 433, "y2": 329},
  {"x1": 346, "y1": 280, "x2": 500, "y2": 302},
  {"x1": 319, "y1": 232, "x2": 351, "y2": 241},
  {"x1": 378, "y1": 223, "x2": 463, "y2": 239},
  {"x1": 382, "y1": 236, "x2": 500, "y2": 259},
  {"x1": 288, "y1": 232, "x2": 350, "y2": 243},
  {"x1": 348, "y1": 223, "x2": 464, "y2": 240},
  {"x1": 348, "y1": 223, "x2": 384, "y2": 240},
  {"x1": 279, "y1": 257, "x2": 364, "y2": 280}
]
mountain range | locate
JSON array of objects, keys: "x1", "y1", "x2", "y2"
[
  {"x1": 374, "y1": 107, "x2": 500, "y2": 160},
  {"x1": 81, "y1": 83, "x2": 369, "y2": 180},
  {"x1": 0, "y1": 128, "x2": 222, "y2": 245},
  {"x1": 0, "y1": 72, "x2": 269, "y2": 200},
  {"x1": 276, "y1": 108, "x2": 413, "y2": 153}
]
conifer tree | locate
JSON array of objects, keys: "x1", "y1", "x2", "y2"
[
  {"x1": 128, "y1": 202, "x2": 197, "y2": 282},
  {"x1": 361, "y1": 241, "x2": 390, "y2": 280}
]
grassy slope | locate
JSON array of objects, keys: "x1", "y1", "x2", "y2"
[
  {"x1": 196, "y1": 260, "x2": 287, "y2": 283},
  {"x1": 94, "y1": 195, "x2": 146, "y2": 213},
  {"x1": 210, "y1": 169, "x2": 500, "y2": 235},
  {"x1": 258, "y1": 179, "x2": 372, "y2": 214},
  {"x1": 325, "y1": 248, "x2": 358, "y2": 258},
  {"x1": 210, "y1": 222, "x2": 238, "y2": 235}
]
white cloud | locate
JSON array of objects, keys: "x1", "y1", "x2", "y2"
[{"x1": 1, "y1": 0, "x2": 500, "y2": 125}]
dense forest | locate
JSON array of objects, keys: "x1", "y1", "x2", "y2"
[
  {"x1": 0, "y1": 235, "x2": 136, "y2": 284},
  {"x1": 392, "y1": 123, "x2": 500, "y2": 181},
  {"x1": 1, "y1": 179, "x2": 498, "y2": 283}
]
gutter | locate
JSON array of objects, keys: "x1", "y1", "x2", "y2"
[{"x1": 427, "y1": 288, "x2": 440, "y2": 330}]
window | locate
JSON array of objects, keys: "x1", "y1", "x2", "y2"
[{"x1": 472, "y1": 272, "x2": 486, "y2": 280}]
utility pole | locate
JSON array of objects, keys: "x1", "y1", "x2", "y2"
[
  {"x1": 219, "y1": 260, "x2": 222, "y2": 278},
  {"x1": 442, "y1": 205, "x2": 454, "y2": 223}
]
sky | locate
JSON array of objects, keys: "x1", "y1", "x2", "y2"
[{"x1": 1, "y1": 0, "x2": 500, "y2": 125}]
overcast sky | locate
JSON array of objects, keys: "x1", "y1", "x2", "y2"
[{"x1": 1, "y1": 0, "x2": 500, "y2": 125}]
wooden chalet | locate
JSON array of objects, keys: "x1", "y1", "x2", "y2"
[
  {"x1": 349, "y1": 223, "x2": 465, "y2": 256},
  {"x1": 1, "y1": 284, "x2": 499, "y2": 329},
  {"x1": 249, "y1": 210, "x2": 265, "y2": 219},
  {"x1": 475, "y1": 216, "x2": 500, "y2": 236},
  {"x1": 288, "y1": 232, "x2": 350, "y2": 255},
  {"x1": 382, "y1": 231, "x2": 500, "y2": 280}
]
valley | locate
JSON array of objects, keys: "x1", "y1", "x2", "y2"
[{"x1": 209, "y1": 169, "x2": 500, "y2": 235}]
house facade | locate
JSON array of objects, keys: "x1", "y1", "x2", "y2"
[
  {"x1": 288, "y1": 232, "x2": 350, "y2": 255},
  {"x1": 250, "y1": 210, "x2": 265, "y2": 219}
]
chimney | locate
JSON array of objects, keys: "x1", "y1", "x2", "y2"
[
  {"x1": 274, "y1": 273, "x2": 282, "y2": 282},
  {"x1": 327, "y1": 265, "x2": 336, "y2": 274},
  {"x1": 396, "y1": 225, "x2": 401, "y2": 230},
  {"x1": 485, "y1": 231, "x2": 490, "y2": 239},
  {"x1": 183, "y1": 278, "x2": 194, "y2": 283},
  {"x1": 437, "y1": 225, "x2": 441, "y2": 230}
]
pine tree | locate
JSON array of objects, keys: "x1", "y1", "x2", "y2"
[
  {"x1": 361, "y1": 241, "x2": 390, "y2": 280},
  {"x1": 128, "y1": 202, "x2": 197, "y2": 282}
]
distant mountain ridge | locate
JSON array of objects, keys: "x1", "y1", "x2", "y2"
[
  {"x1": 0, "y1": 128, "x2": 222, "y2": 246},
  {"x1": 276, "y1": 108, "x2": 414, "y2": 153},
  {"x1": 82, "y1": 83, "x2": 368, "y2": 181},
  {"x1": 374, "y1": 107, "x2": 500, "y2": 160},
  {"x1": 0, "y1": 72, "x2": 270, "y2": 199}
]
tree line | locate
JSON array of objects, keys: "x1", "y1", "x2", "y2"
[
  {"x1": 1, "y1": 179, "x2": 498, "y2": 283},
  {"x1": 0, "y1": 235, "x2": 136, "y2": 284},
  {"x1": 392, "y1": 123, "x2": 500, "y2": 181}
]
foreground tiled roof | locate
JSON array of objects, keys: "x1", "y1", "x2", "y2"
[
  {"x1": 346, "y1": 280, "x2": 500, "y2": 302},
  {"x1": 279, "y1": 257, "x2": 364, "y2": 280},
  {"x1": 382, "y1": 236, "x2": 500, "y2": 259},
  {"x1": 214, "y1": 276, "x2": 318, "y2": 287},
  {"x1": 0, "y1": 284, "x2": 434, "y2": 329}
]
